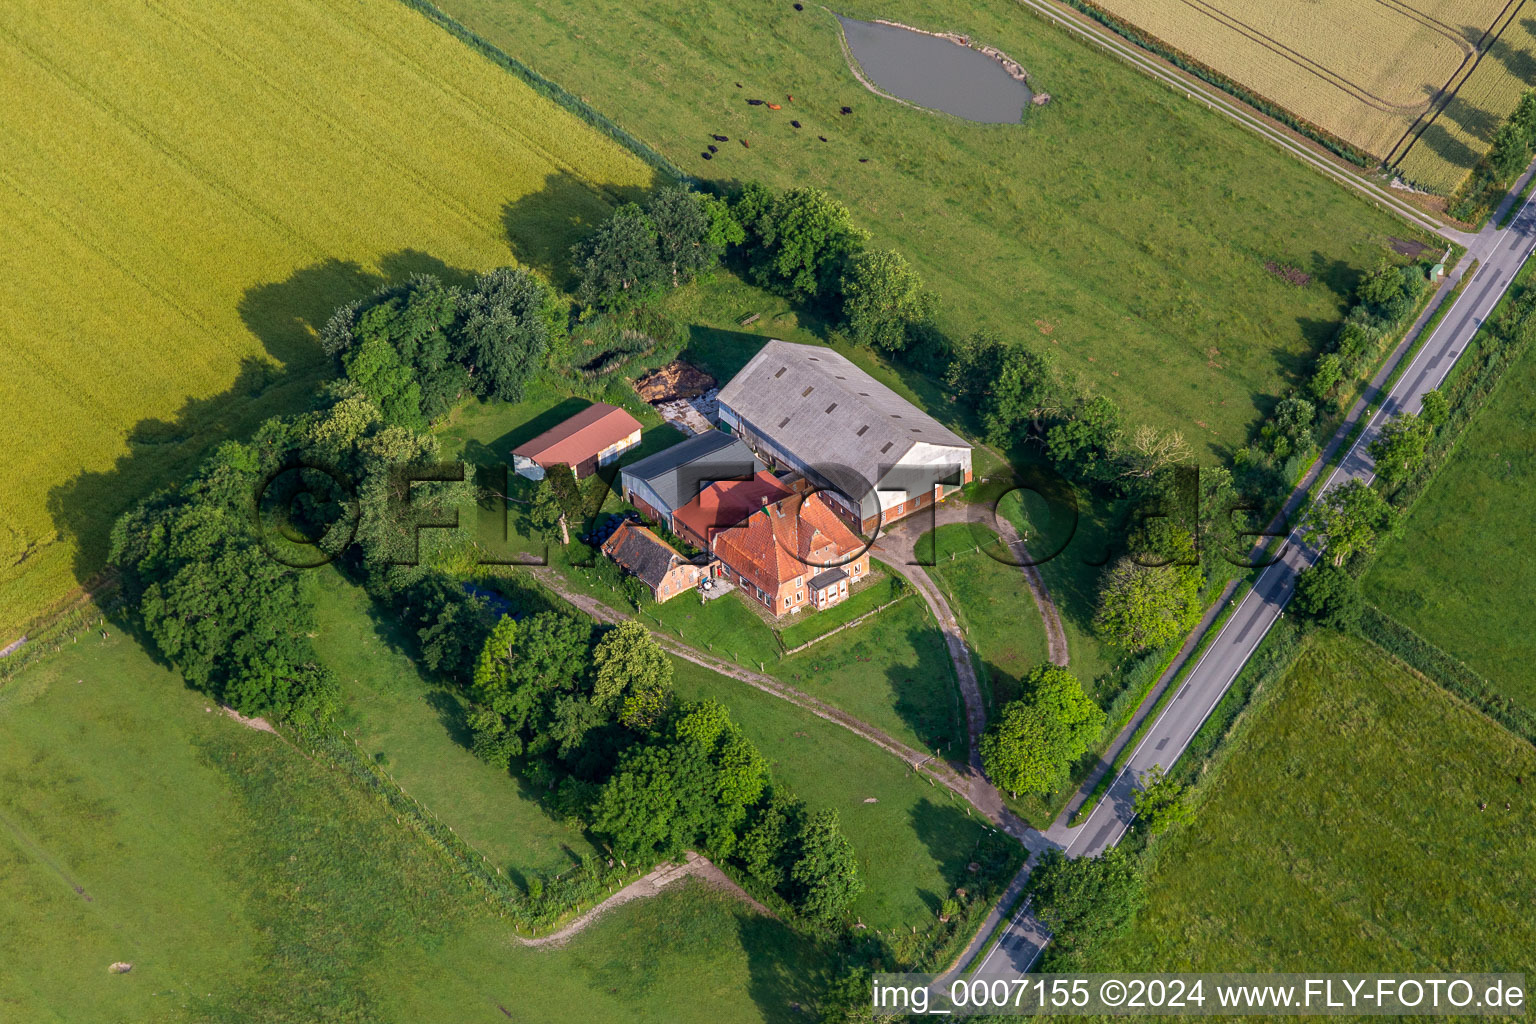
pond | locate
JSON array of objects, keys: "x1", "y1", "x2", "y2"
[{"x1": 837, "y1": 16, "x2": 1032, "y2": 123}]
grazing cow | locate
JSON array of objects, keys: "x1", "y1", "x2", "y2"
[
  {"x1": 736, "y1": 82, "x2": 743, "y2": 88},
  {"x1": 748, "y1": 98, "x2": 764, "y2": 105},
  {"x1": 713, "y1": 134, "x2": 728, "y2": 141},
  {"x1": 818, "y1": 135, "x2": 827, "y2": 141},
  {"x1": 767, "y1": 103, "x2": 781, "y2": 110},
  {"x1": 702, "y1": 151, "x2": 712, "y2": 160},
  {"x1": 794, "y1": 2, "x2": 804, "y2": 8},
  {"x1": 786, "y1": 94, "x2": 795, "y2": 102},
  {"x1": 858, "y1": 157, "x2": 868, "y2": 162},
  {"x1": 708, "y1": 144, "x2": 718, "y2": 152},
  {"x1": 741, "y1": 138, "x2": 750, "y2": 147},
  {"x1": 790, "y1": 120, "x2": 801, "y2": 128},
  {"x1": 840, "y1": 105, "x2": 852, "y2": 114}
]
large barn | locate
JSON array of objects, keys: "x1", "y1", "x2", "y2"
[{"x1": 715, "y1": 340, "x2": 972, "y2": 533}]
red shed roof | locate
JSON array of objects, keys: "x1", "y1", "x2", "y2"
[{"x1": 513, "y1": 403, "x2": 642, "y2": 466}]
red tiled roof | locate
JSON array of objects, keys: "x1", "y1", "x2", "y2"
[
  {"x1": 513, "y1": 403, "x2": 642, "y2": 466},
  {"x1": 711, "y1": 492, "x2": 864, "y2": 590},
  {"x1": 672, "y1": 471, "x2": 791, "y2": 546}
]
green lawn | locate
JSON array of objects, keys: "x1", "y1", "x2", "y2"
[
  {"x1": 670, "y1": 657, "x2": 1021, "y2": 933},
  {"x1": 1363, "y1": 341, "x2": 1536, "y2": 707},
  {"x1": 1093, "y1": 632, "x2": 1536, "y2": 975},
  {"x1": 0, "y1": 630, "x2": 832, "y2": 1023},
  {"x1": 432, "y1": 0, "x2": 1429, "y2": 459},
  {"x1": 313, "y1": 570, "x2": 598, "y2": 881}
]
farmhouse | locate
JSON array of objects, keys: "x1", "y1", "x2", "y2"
[
  {"x1": 618, "y1": 430, "x2": 764, "y2": 530},
  {"x1": 710, "y1": 492, "x2": 869, "y2": 616},
  {"x1": 716, "y1": 340, "x2": 972, "y2": 533},
  {"x1": 600, "y1": 521, "x2": 702, "y2": 603},
  {"x1": 512, "y1": 403, "x2": 642, "y2": 480},
  {"x1": 672, "y1": 471, "x2": 792, "y2": 551}
]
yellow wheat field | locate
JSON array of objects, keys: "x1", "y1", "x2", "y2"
[
  {"x1": 1092, "y1": 0, "x2": 1536, "y2": 186},
  {"x1": 0, "y1": 0, "x2": 658, "y2": 643}
]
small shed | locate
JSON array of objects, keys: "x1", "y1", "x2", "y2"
[{"x1": 513, "y1": 403, "x2": 642, "y2": 480}]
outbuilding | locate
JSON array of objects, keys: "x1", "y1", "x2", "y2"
[{"x1": 512, "y1": 403, "x2": 642, "y2": 481}]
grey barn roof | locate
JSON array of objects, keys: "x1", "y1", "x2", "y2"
[
  {"x1": 716, "y1": 340, "x2": 969, "y2": 498},
  {"x1": 619, "y1": 430, "x2": 764, "y2": 513}
]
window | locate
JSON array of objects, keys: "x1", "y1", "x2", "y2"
[
  {"x1": 801, "y1": 385, "x2": 815, "y2": 397},
  {"x1": 825, "y1": 403, "x2": 838, "y2": 414},
  {"x1": 856, "y1": 425, "x2": 869, "y2": 436},
  {"x1": 850, "y1": 563, "x2": 860, "y2": 576},
  {"x1": 795, "y1": 576, "x2": 803, "y2": 588},
  {"x1": 784, "y1": 597, "x2": 791, "y2": 608},
  {"x1": 774, "y1": 366, "x2": 787, "y2": 378}
]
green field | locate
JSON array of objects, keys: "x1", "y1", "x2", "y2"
[
  {"x1": 314, "y1": 571, "x2": 600, "y2": 880},
  {"x1": 670, "y1": 658, "x2": 1020, "y2": 932},
  {"x1": 313, "y1": 566, "x2": 993, "y2": 932},
  {"x1": 0, "y1": 631, "x2": 835, "y2": 1023},
  {"x1": 1093, "y1": 632, "x2": 1536, "y2": 975},
  {"x1": 0, "y1": 0, "x2": 660, "y2": 644},
  {"x1": 435, "y1": 0, "x2": 1428, "y2": 455},
  {"x1": 924, "y1": 524, "x2": 1052, "y2": 712},
  {"x1": 1364, "y1": 341, "x2": 1536, "y2": 707}
]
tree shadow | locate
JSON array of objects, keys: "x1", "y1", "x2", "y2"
[
  {"x1": 886, "y1": 624, "x2": 965, "y2": 754},
  {"x1": 907, "y1": 796, "x2": 991, "y2": 901},
  {"x1": 737, "y1": 910, "x2": 840, "y2": 1023},
  {"x1": 501, "y1": 171, "x2": 654, "y2": 290},
  {"x1": 422, "y1": 687, "x2": 475, "y2": 751},
  {"x1": 47, "y1": 249, "x2": 485, "y2": 606},
  {"x1": 1412, "y1": 119, "x2": 1483, "y2": 170},
  {"x1": 679, "y1": 325, "x2": 765, "y2": 386}
]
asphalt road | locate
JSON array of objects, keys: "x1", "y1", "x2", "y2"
[{"x1": 967, "y1": 175, "x2": 1536, "y2": 981}]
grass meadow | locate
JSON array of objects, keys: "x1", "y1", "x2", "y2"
[
  {"x1": 669, "y1": 657, "x2": 1022, "y2": 933},
  {"x1": 1364, "y1": 339, "x2": 1536, "y2": 707},
  {"x1": 0, "y1": 0, "x2": 660, "y2": 646},
  {"x1": 312, "y1": 565, "x2": 993, "y2": 934},
  {"x1": 1093, "y1": 631, "x2": 1536, "y2": 976},
  {"x1": 435, "y1": 0, "x2": 1428, "y2": 454},
  {"x1": 0, "y1": 630, "x2": 836, "y2": 1023}
]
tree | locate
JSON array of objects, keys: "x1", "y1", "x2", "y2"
[
  {"x1": 1369, "y1": 412, "x2": 1431, "y2": 485},
  {"x1": 528, "y1": 477, "x2": 567, "y2": 545},
  {"x1": 1419, "y1": 388, "x2": 1448, "y2": 427},
  {"x1": 979, "y1": 666, "x2": 1105, "y2": 797},
  {"x1": 1046, "y1": 395, "x2": 1122, "y2": 481},
  {"x1": 620, "y1": 573, "x2": 650, "y2": 610},
  {"x1": 343, "y1": 332, "x2": 424, "y2": 431},
  {"x1": 1261, "y1": 394, "x2": 1316, "y2": 460},
  {"x1": 572, "y1": 203, "x2": 664, "y2": 310},
  {"x1": 839, "y1": 248, "x2": 932, "y2": 352},
  {"x1": 1302, "y1": 480, "x2": 1394, "y2": 567},
  {"x1": 1094, "y1": 542, "x2": 1202, "y2": 651},
  {"x1": 1291, "y1": 562, "x2": 1363, "y2": 631},
  {"x1": 466, "y1": 610, "x2": 593, "y2": 764},
  {"x1": 591, "y1": 738, "x2": 717, "y2": 861},
  {"x1": 1030, "y1": 846, "x2": 1144, "y2": 971},
  {"x1": 1119, "y1": 425, "x2": 1192, "y2": 480},
  {"x1": 348, "y1": 277, "x2": 466, "y2": 423},
  {"x1": 786, "y1": 809, "x2": 864, "y2": 921},
  {"x1": 1308, "y1": 352, "x2": 1344, "y2": 404},
  {"x1": 945, "y1": 330, "x2": 1008, "y2": 403},
  {"x1": 591, "y1": 620, "x2": 673, "y2": 730},
  {"x1": 740, "y1": 186, "x2": 866, "y2": 300},
  {"x1": 646, "y1": 186, "x2": 730, "y2": 287},
  {"x1": 982, "y1": 345, "x2": 1063, "y2": 445},
  {"x1": 1132, "y1": 764, "x2": 1192, "y2": 836},
  {"x1": 456, "y1": 267, "x2": 558, "y2": 402}
]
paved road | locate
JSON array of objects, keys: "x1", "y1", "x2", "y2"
[{"x1": 966, "y1": 168, "x2": 1536, "y2": 980}]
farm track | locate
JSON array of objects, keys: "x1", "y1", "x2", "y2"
[
  {"x1": 527, "y1": 568, "x2": 1050, "y2": 852},
  {"x1": 1009, "y1": 0, "x2": 1471, "y2": 244},
  {"x1": 512, "y1": 852, "x2": 772, "y2": 947}
]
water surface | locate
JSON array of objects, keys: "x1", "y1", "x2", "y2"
[{"x1": 838, "y1": 16, "x2": 1031, "y2": 123}]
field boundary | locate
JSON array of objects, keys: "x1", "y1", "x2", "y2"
[
  {"x1": 1359, "y1": 606, "x2": 1536, "y2": 747},
  {"x1": 392, "y1": 0, "x2": 688, "y2": 184},
  {"x1": 1039, "y1": 0, "x2": 1372, "y2": 168}
]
